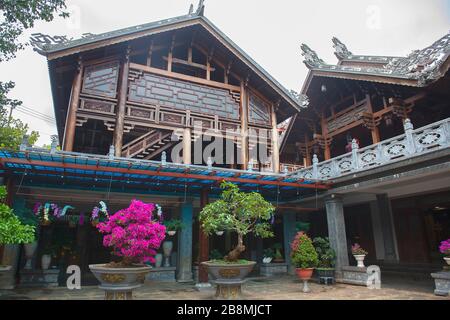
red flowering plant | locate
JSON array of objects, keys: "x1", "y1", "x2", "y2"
[
  {"x1": 439, "y1": 239, "x2": 450, "y2": 258},
  {"x1": 97, "y1": 200, "x2": 166, "y2": 267}
]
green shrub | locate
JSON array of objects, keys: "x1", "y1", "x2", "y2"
[
  {"x1": 290, "y1": 232, "x2": 318, "y2": 269},
  {"x1": 313, "y1": 237, "x2": 336, "y2": 268},
  {"x1": 0, "y1": 186, "x2": 35, "y2": 244}
]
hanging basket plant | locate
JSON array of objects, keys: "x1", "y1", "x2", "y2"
[
  {"x1": 33, "y1": 202, "x2": 75, "y2": 226},
  {"x1": 91, "y1": 201, "x2": 109, "y2": 227}
]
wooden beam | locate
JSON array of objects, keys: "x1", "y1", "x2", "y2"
[
  {"x1": 0, "y1": 158, "x2": 330, "y2": 190},
  {"x1": 129, "y1": 63, "x2": 240, "y2": 92},
  {"x1": 240, "y1": 80, "x2": 248, "y2": 169}
]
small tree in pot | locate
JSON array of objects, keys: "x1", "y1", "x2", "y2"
[
  {"x1": 290, "y1": 232, "x2": 318, "y2": 293},
  {"x1": 89, "y1": 199, "x2": 166, "y2": 299},
  {"x1": 313, "y1": 237, "x2": 336, "y2": 282},
  {"x1": 199, "y1": 182, "x2": 274, "y2": 299}
]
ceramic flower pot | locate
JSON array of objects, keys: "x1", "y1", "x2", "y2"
[
  {"x1": 41, "y1": 254, "x2": 52, "y2": 270},
  {"x1": 295, "y1": 268, "x2": 314, "y2": 281},
  {"x1": 167, "y1": 230, "x2": 176, "y2": 236},
  {"x1": 201, "y1": 260, "x2": 256, "y2": 299},
  {"x1": 296, "y1": 268, "x2": 314, "y2": 293},
  {"x1": 155, "y1": 253, "x2": 163, "y2": 268},
  {"x1": 444, "y1": 257, "x2": 450, "y2": 266},
  {"x1": 353, "y1": 254, "x2": 366, "y2": 268},
  {"x1": 215, "y1": 231, "x2": 224, "y2": 236},
  {"x1": 162, "y1": 241, "x2": 173, "y2": 267},
  {"x1": 89, "y1": 264, "x2": 151, "y2": 300},
  {"x1": 24, "y1": 242, "x2": 38, "y2": 270}
]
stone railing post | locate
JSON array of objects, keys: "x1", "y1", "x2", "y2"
[
  {"x1": 312, "y1": 154, "x2": 318, "y2": 179},
  {"x1": 351, "y1": 139, "x2": 359, "y2": 170},
  {"x1": 108, "y1": 145, "x2": 115, "y2": 159},
  {"x1": 403, "y1": 118, "x2": 416, "y2": 154}
]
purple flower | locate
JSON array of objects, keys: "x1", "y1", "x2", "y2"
[{"x1": 79, "y1": 213, "x2": 84, "y2": 226}]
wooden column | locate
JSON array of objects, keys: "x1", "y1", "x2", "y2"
[
  {"x1": 304, "y1": 134, "x2": 311, "y2": 166},
  {"x1": 271, "y1": 105, "x2": 280, "y2": 173},
  {"x1": 366, "y1": 94, "x2": 381, "y2": 144},
  {"x1": 113, "y1": 47, "x2": 131, "y2": 157},
  {"x1": 183, "y1": 127, "x2": 192, "y2": 165},
  {"x1": 240, "y1": 81, "x2": 248, "y2": 169},
  {"x1": 198, "y1": 189, "x2": 209, "y2": 283},
  {"x1": 63, "y1": 57, "x2": 83, "y2": 152},
  {"x1": 321, "y1": 115, "x2": 331, "y2": 160}
]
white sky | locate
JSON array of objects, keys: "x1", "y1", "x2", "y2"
[{"x1": 0, "y1": 0, "x2": 449, "y2": 146}]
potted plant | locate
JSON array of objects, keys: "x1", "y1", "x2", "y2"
[
  {"x1": 89, "y1": 199, "x2": 166, "y2": 300},
  {"x1": 313, "y1": 237, "x2": 336, "y2": 280},
  {"x1": 163, "y1": 219, "x2": 184, "y2": 236},
  {"x1": 209, "y1": 249, "x2": 223, "y2": 260},
  {"x1": 351, "y1": 243, "x2": 368, "y2": 268},
  {"x1": 290, "y1": 232, "x2": 318, "y2": 293},
  {"x1": 272, "y1": 243, "x2": 284, "y2": 262},
  {"x1": 91, "y1": 201, "x2": 109, "y2": 227},
  {"x1": 0, "y1": 186, "x2": 35, "y2": 277},
  {"x1": 199, "y1": 182, "x2": 274, "y2": 299},
  {"x1": 262, "y1": 248, "x2": 274, "y2": 264},
  {"x1": 439, "y1": 239, "x2": 450, "y2": 265}
]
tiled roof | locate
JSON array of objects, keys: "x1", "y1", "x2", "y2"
[{"x1": 301, "y1": 32, "x2": 450, "y2": 86}]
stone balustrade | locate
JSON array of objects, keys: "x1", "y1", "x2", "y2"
[{"x1": 290, "y1": 117, "x2": 450, "y2": 181}]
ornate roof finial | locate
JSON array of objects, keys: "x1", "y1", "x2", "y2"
[
  {"x1": 196, "y1": 0, "x2": 205, "y2": 16},
  {"x1": 29, "y1": 33, "x2": 72, "y2": 55},
  {"x1": 289, "y1": 90, "x2": 309, "y2": 109},
  {"x1": 332, "y1": 37, "x2": 352, "y2": 60},
  {"x1": 300, "y1": 43, "x2": 325, "y2": 69}
]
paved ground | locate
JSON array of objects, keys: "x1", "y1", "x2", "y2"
[{"x1": 1, "y1": 274, "x2": 448, "y2": 300}]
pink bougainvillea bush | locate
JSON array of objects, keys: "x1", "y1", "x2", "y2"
[
  {"x1": 97, "y1": 200, "x2": 166, "y2": 266},
  {"x1": 439, "y1": 239, "x2": 450, "y2": 257}
]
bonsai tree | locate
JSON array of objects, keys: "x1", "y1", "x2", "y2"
[
  {"x1": 0, "y1": 186, "x2": 35, "y2": 245},
  {"x1": 199, "y1": 181, "x2": 275, "y2": 262},
  {"x1": 313, "y1": 237, "x2": 336, "y2": 269},
  {"x1": 290, "y1": 232, "x2": 318, "y2": 269},
  {"x1": 97, "y1": 199, "x2": 166, "y2": 267}
]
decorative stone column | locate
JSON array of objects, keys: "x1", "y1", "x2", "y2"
[
  {"x1": 177, "y1": 202, "x2": 193, "y2": 282},
  {"x1": 282, "y1": 212, "x2": 297, "y2": 274},
  {"x1": 325, "y1": 194, "x2": 349, "y2": 279},
  {"x1": 376, "y1": 194, "x2": 399, "y2": 262}
]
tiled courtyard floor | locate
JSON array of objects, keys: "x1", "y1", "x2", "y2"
[{"x1": 1, "y1": 275, "x2": 448, "y2": 300}]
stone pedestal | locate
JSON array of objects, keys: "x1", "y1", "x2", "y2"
[
  {"x1": 19, "y1": 269, "x2": 60, "y2": 287},
  {"x1": 341, "y1": 265, "x2": 381, "y2": 288},
  {"x1": 177, "y1": 202, "x2": 193, "y2": 282},
  {"x1": 146, "y1": 267, "x2": 176, "y2": 282},
  {"x1": 431, "y1": 271, "x2": 450, "y2": 296},
  {"x1": 260, "y1": 263, "x2": 288, "y2": 277}
]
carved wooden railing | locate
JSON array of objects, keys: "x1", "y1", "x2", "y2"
[{"x1": 290, "y1": 117, "x2": 450, "y2": 180}]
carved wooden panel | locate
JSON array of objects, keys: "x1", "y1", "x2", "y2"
[
  {"x1": 248, "y1": 91, "x2": 271, "y2": 126},
  {"x1": 82, "y1": 61, "x2": 119, "y2": 98},
  {"x1": 128, "y1": 73, "x2": 240, "y2": 120},
  {"x1": 80, "y1": 98, "x2": 115, "y2": 114},
  {"x1": 327, "y1": 102, "x2": 369, "y2": 133}
]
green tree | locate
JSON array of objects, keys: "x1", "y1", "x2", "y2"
[
  {"x1": 0, "y1": 186, "x2": 35, "y2": 244},
  {"x1": 0, "y1": 1, "x2": 68, "y2": 149},
  {"x1": 199, "y1": 182, "x2": 275, "y2": 262}
]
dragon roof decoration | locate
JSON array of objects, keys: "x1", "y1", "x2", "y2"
[{"x1": 302, "y1": 32, "x2": 450, "y2": 87}]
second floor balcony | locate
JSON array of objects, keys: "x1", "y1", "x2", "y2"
[{"x1": 289, "y1": 117, "x2": 450, "y2": 181}]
